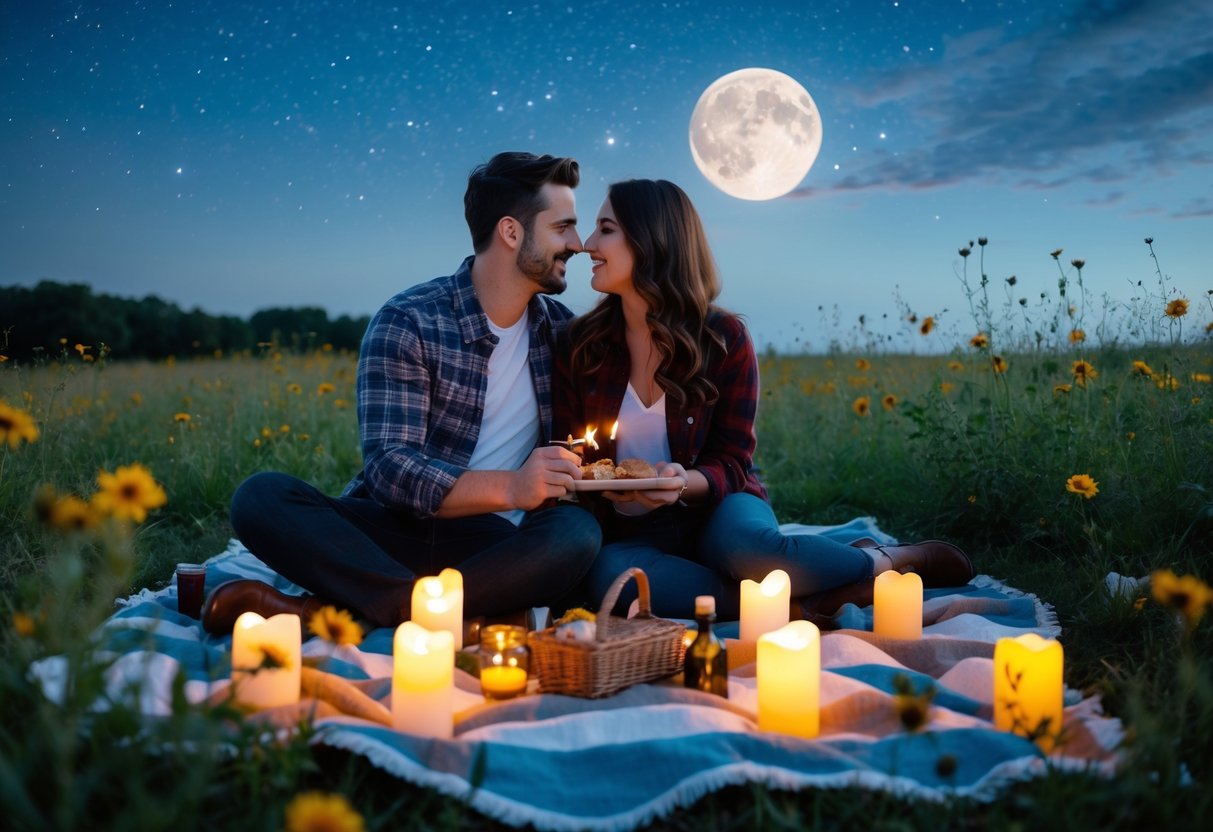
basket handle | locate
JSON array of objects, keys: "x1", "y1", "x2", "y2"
[{"x1": 595, "y1": 567, "x2": 652, "y2": 642}]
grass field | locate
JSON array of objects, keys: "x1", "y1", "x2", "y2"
[{"x1": 2, "y1": 248, "x2": 1212, "y2": 830}]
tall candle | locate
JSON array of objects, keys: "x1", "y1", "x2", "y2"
[
  {"x1": 391, "y1": 622, "x2": 455, "y2": 738},
  {"x1": 231, "y1": 612, "x2": 301, "y2": 709},
  {"x1": 740, "y1": 569, "x2": 791, "y2": 643},
  {"x1": 873, "y1": 570, "x2": 923, "y2": 639},
  {"x1": 757, "y1": 620, "x2": 821, "y2": 738},
  {"x1": 411, "y1": 568, "x2": 464, "y2": 650},
  {"x1": 994, "y1": 634, "x2": 1064, "y2": 752}
]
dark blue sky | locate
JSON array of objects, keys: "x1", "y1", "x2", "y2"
[{"x1": 3, "y1": 0, "x2": 1210, "y2": 351}]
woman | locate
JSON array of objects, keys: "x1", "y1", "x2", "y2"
[{"x1": 555, "y1": 179, "x2": 973, "y2": 621}]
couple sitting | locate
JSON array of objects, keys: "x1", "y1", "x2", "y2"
[{"x1": 202, "y1": 151, "x2": 972, "y2": 637}]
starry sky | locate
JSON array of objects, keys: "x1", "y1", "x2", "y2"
[{"x1": 3, "y1": 0, "x2": 1211, "y2": 352}]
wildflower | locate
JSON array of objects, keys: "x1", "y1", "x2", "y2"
[
  {"x1": 978, "y1": 237, "x2": 988, "y2": 247},
  {"x1": 0, "y1": 400, "x2": 40, "y2": 448},
  {"x1": 317, "y1": 382, "x2": 336, "y2": 395},
  {"x1": 1205, "y1": 322, "x2": 1213, "y2": 334},
  {"x1": 1155, "y1": 374, "x2": 1180, "y2": 391},
  {"x1": 0, "y1": 354, "x2": 8, "y2": 362},
  {"x1": 322, "y1": 343, "x2": 334, "y2": 352},
  {"x1": 1126, "y1": 432, "x2": 1136, "y2": 441},
  {"x1": 49, "y1": 494, "x2": 99, "y2": 532},
  {"x1": 1164, "y1": 298, "x2": 1189, "y2": 318},
  {"x1": 1072, "y1": 360, "x2": 1097, "y2": 387},
  {"x1": 908, "y1": 313, "x2": 918, "y2": 324},
  {"x1": 947, "y1": 360, "x2": 964, "y2": 372},
  {"x1": 261, "y1": 426, "x2": 273, "y2": 438},
  {"x1": 1050, "y1": 249, "x2": 1063, "y2": 260},
  {"x1": 82, "y1": 354, "x2": 95, "y2": 363},
  {"x1": 1193, "y1": 373, "x2": 1211, "y2": 384},
  {"x1": 13, "y1": 611, "x2": 37, "y2": 637},
  {"x1": 287, "y1": 382, "x2": 303, "y2": 395},
  {"x1": 173, "y1": 412, "x2": 191, "y2": 423},
  {"x1": 1151, "y1": 569, "x2": 1213, "y2": 631},
  {"x1": 1070, "y1": 259, "x2": 1085, "y2": 270},
  {"x1": 855, "y1": 358, "x2": 871, "y2": 372},
  {"x1": 280, "y1": 424, "x2": 291, "y2": 434},
  {"x1": 967, "y1": 494, "x2": 976, "y2": 504},
  {"x1": 93, "y1": 463, "x2": 167, "y2": 523},
  {"x1": 919, "y1": 316, "x2": 935, "y2": 336},
  {"x1": 75, "y1": 343, "x2": 91, "y2": 356},
  {"x1": 959, "y1": 247, "x2": 970, "y2": 258},
  {"x1": 852, "y1": 396, "x2": 871, "y2": 417},
  {"x1": 1065, "y1": 474, "x2": 1099, "y2": 499},
  {"x1": 1069, "y1": 329, "x2": 1085, "y2": 343},
  {"x1": 284, "y1": 791, "x2": 365, "y2": 832},
  {"x1": 892, "y1": 674, "x2": 935, "y2": 733},
  {"x1": 1144, "y1": 237, "x2": 1153, "y2": 245},
  {"x1": 131, "y1": 392, "x2": 143, "y2": 405},
  {"x1": 1006, "y1": 275, "x2": 1017, "y2": 286},
  {"x1": 939, "y1": 382, "x2": 955, "y2": 395},
  {"x1": 297, "y1": 433, "x2": 310, "y2": 442},
  {"x1": 1130, "y1": 361, "x2": 1153, "y2": 378},
  {"x1": 333, "y1": 398, "x2": 350, "y2": 409},
  {"x1": 882, "y1": 394, "x2": 898, "y2": 411},
  {"x1": 970, "y1": 333, "x2": 989, "y2": 349},
  {"x1": 308, "y1": 606, "x2": 364, "y2": 647},
  {"x1": 992, "y1": 355, "x2": 1008, "y2": 374}
]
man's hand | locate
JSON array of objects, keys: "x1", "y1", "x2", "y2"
[{"x1": 508, "y1": 446, "x2": 583, "y2": 510}]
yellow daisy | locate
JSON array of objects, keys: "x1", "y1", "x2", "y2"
[
  {"x1": 970, "y1": 333, "x2": 989, "y2": 349},
  {"x1": 308, "y1": 606, "x2": 364, "y2": 647},
  {"x1": 1065, "y1": 473, "x2": 1099, "y2": 499},
  {"x1": 1072, "y1": 360, "x2": 1097, "y2": 387},
  {"x1": 0, "y1": 400, "x2": 40, "y2": 449},
  {"x1": 317, "y1": 382, "x2": 336, "y2": 395},
  {"x1": 881, "y1": 394, "x2": 898, "y2": 411},
  {"x1": 93, "y1": 463, "x2": 167, "y2": 523},
  {"x1": 1069, "y1": 329, "x2": 1085, "y2": 343},
  {"x1": 1053, "y1": 384, "x2": 1072, "y2": 395},
  {"x1": 1130, "y1": 360, "x2": 1153, "y2": 378},
  {"x1": 992, "y1": 355, "x2": 1008, "y2": 374},
  {"x1": 50, "y1": 494, "x2": 100, "y2": 532},
  {"x1": 1151, "y1": 569, "x2": 1212, "y2": 631},
  {"x1": 1164, "y1": 298, "x2": 1189, "y2": 318},
  {"x1": 284, "y1": 791, "x2": 365, "y2": 832},
  {"x1": 855, "y1": 358, "x2": 871, "y2": 372},
  {"x1": 173, "y1": 412, "x2": 191, "y2": 422},
  {"x1": 852, "y1": 396, "x2": 871, "y2": 417},
  {"x1": 919, "y1": 316, "x2": 935, "y2": 336}
]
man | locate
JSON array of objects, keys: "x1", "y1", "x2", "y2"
[{"x1": 203, "y1": 152, "x2": 601, "y2": 634}]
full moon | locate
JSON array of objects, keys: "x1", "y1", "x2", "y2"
[{"x1": 689, "y1": 68, "x2": 823, "y2": 201}]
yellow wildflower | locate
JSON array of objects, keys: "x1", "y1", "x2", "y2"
[
  {"x1": 287, "y1": 382, "x2": 303, "y2": 395},
  {"x1": 1072, "y1": 360, "x2": 1097, "y2": 387},
  {"x1": 284, "y1": 791, "x2": 365, "y2": 832},
  {"x1": 1130, "y1": 361, "x2": 1153, "y2": 378},
  {"x1": 93, "y1": 464, "x2": 168, "y2": 523},
  {"x1": 992, "y1": 355, "x2": 1008, "y2": 374},
  {"x1": 308, "y1": 606, "x2": 364, "y2": 647},
  {"x1": 75, "y1": 343, "x2": 91, "y2": 356},
  {"x1": 1069, "y1": 329, "x2": 1085, "y2": 343},
  {"x1": 882, "y1": 394, "x2": 898, "y2": 411},
  {"x1": 173, "y1": 412, "x2": 191, "y2": 423},
  {"x1": 1164, "y1": 298, "x2": 1189, "y2": 318},
  {"x1": 1155, "y1": 374, "x2": 1180, "y2": 391},
  {"x1": 280, "y1": 424, "x2": 291, "y2": 434},
  {"x1": 970, "y1": 333, "x2": 989, "y2": 349},
  {"x1": 0, "y1": 400, "x2": 40, "y2": 448},
  {"x1": 852, "y1": 396, "x2": 871, "y2": 417},
  {"x1": 1151, "y1": 569, "x2": 1213, "y2": 631},
  {"x1": 939, "y1": 382, "x2": 955, "y2": 395},
  {"x1": 317, "y1": 382, "x2": 336, "y2": 395},
  {"x1": 919, "y1": 316, "x2": 935, "y2": 336},
  {"x1": 1065, "y1": 474, "x2": 1099, "y2": 499},
  {"x1": 13, "y1": 611, "x2": 37, "y2": 638},
  {"x1": 855, "y1": 358, "x2": 871, "y2": 372},
  {"x1": 1053, "y1": 384, "x2": 1072, "y2": 395},
  {"x1": 947, "y1": 360, "x2": 964, "y2": 372},
  {"x1": 50, "y1": 494, "x2": 100, "y2": 532},
  {"x1": 1192, "y1": 373, "x2": 1211, "y2": 384}
]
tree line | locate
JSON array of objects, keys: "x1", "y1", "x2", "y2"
[{"x1": 0, "y1": 281, "x2": 371, "y2": 361}]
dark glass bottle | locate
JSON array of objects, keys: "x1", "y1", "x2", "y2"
[{"x1": 684, "y1": 595, "x2": 728, "y2": 698}]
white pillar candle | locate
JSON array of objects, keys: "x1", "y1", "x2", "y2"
[
  {"x1": 873, "y1": 570, "x2": 923, "y2": 639},
  {"x1": 231, "y1": 612, "x2": 301, "y2": 710},
  {"x1": 994, "y1": 633, "x2": 1064, "y2": 752},
  {"x1": 391, "y1": 622, "x2": 455, "y2": 738},
  {"x1": 757, "y1": 620, "x2": 821, "y2": 738},
  {"x1": 411, "y1": 568, "x2": 464, "y2": 650},
  {"x1": 740, "y1": 569, "x2": 791, "y2": 643}
]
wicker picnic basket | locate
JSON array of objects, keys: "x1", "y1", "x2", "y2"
[{"x1": 529, "y1": 567, "x2": 687, "y2": 699}]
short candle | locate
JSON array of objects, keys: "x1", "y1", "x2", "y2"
[
  {"x1": 873, "y1": 570, "x2": 923, "y2": 639},
  {"x1": 740, "y1": 569, "x2": 791, "y2": 643},
  {"x1": 230, "y1": 612, "x2": 301, "y2": 710},
  {"x1": 479, "y1": 624, "x2": 528, "y2": 700},
  {"x1": 757, "y1": 620, "x2": 821, "y2": 739},
  {"x1": 994, "y1": 633, "x2": 1064, "y2": 752}
]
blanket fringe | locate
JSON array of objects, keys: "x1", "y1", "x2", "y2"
[{"x1": 970, "y1": 574, "x2": 1061, "y2": 637}]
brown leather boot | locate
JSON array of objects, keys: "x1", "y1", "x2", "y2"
[
  {"x1": 201, "y1": 579, "x2": 331, "y2": 635},
  {"x1": 861, "y1": 540, "x2": 975, "y2": 588}
]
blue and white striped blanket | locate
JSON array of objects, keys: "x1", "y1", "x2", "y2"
[{"x1": 32, "y1": 522, "x2": 1122, "y2": 832}]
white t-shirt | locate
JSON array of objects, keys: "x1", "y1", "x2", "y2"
[
  {"x1": 469, "y1": 311, "x2": 538, "y2": 526},
  {"x1": 613, "y1": 382, "x2": 671, "y2": 517}
]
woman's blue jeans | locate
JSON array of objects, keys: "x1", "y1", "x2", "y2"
[
  {"x1": 230, "y1": 471, "x2": 602, "y2": 627},
  {"x1": 584, "y1": 492, "x2": 872, "y2": 620}
]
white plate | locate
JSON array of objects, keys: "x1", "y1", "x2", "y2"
[{"x1": 571, "y1": 477, "x2": 684, "y2": 492}]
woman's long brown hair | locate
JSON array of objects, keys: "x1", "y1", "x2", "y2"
[{"x1": 568, "y1": 179, "x2": 725, "y2": 409}]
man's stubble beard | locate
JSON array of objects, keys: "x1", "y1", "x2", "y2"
[{"x1": 517, "y1": 234, "x2": 571, "y2": 295}]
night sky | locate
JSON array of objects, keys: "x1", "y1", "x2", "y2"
[{"x1": 3, "y1": 0, "x2": 1210, "y2": 351}]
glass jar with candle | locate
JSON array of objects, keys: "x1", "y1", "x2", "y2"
[{"x1": 479, "y1": 624, "x2": 529, "y2": 700}]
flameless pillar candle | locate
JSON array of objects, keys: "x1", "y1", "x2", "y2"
[
  {"x1": 740, "y1": 569, "x2": 791, "y2": 643},
  {"x1": 757, "y1": 620, "x2": 821, "y2": 738},
  {"x1": 873, "y1": 570, "x2": 923, "y2": 639},
  {"x1": 994, "y1": 633, "x2": 1064, "y2": 752},
  {"x1": 411, "y1": 568, "x2": 464, "y2": 650},
  {"x1": 231, "y1": 612, "x2": 301, "y2": 709},
  {"x1": 392, "y1": 622, "x2": 455, "y2": 738}
]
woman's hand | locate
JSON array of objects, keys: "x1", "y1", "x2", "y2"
[{"x1": 600, "y1": 461, "x2": 689, "y2": 512}]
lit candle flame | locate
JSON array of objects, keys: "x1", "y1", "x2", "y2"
[
  {"x1": 609, "y1": 420, "x2": 619, "y2": 441},
  {"x1": 583, "y1": 426, "x2": 599, "y2": 451}
]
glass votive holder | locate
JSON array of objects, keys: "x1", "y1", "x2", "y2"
[
  {"x1": 479, "y1": 624, "x2": 529, "y2": 701},
  {"x1": 176, "y1": 563, "x2": 207, "y2": 619}
]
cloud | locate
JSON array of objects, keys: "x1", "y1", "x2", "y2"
[{"x1": 799, "y1": 0, "x2": 1213, "y2": 195}]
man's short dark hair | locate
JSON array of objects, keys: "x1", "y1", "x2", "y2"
[{"x1": 464, "y1": 152, "x2": 580, "y2": 253}]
